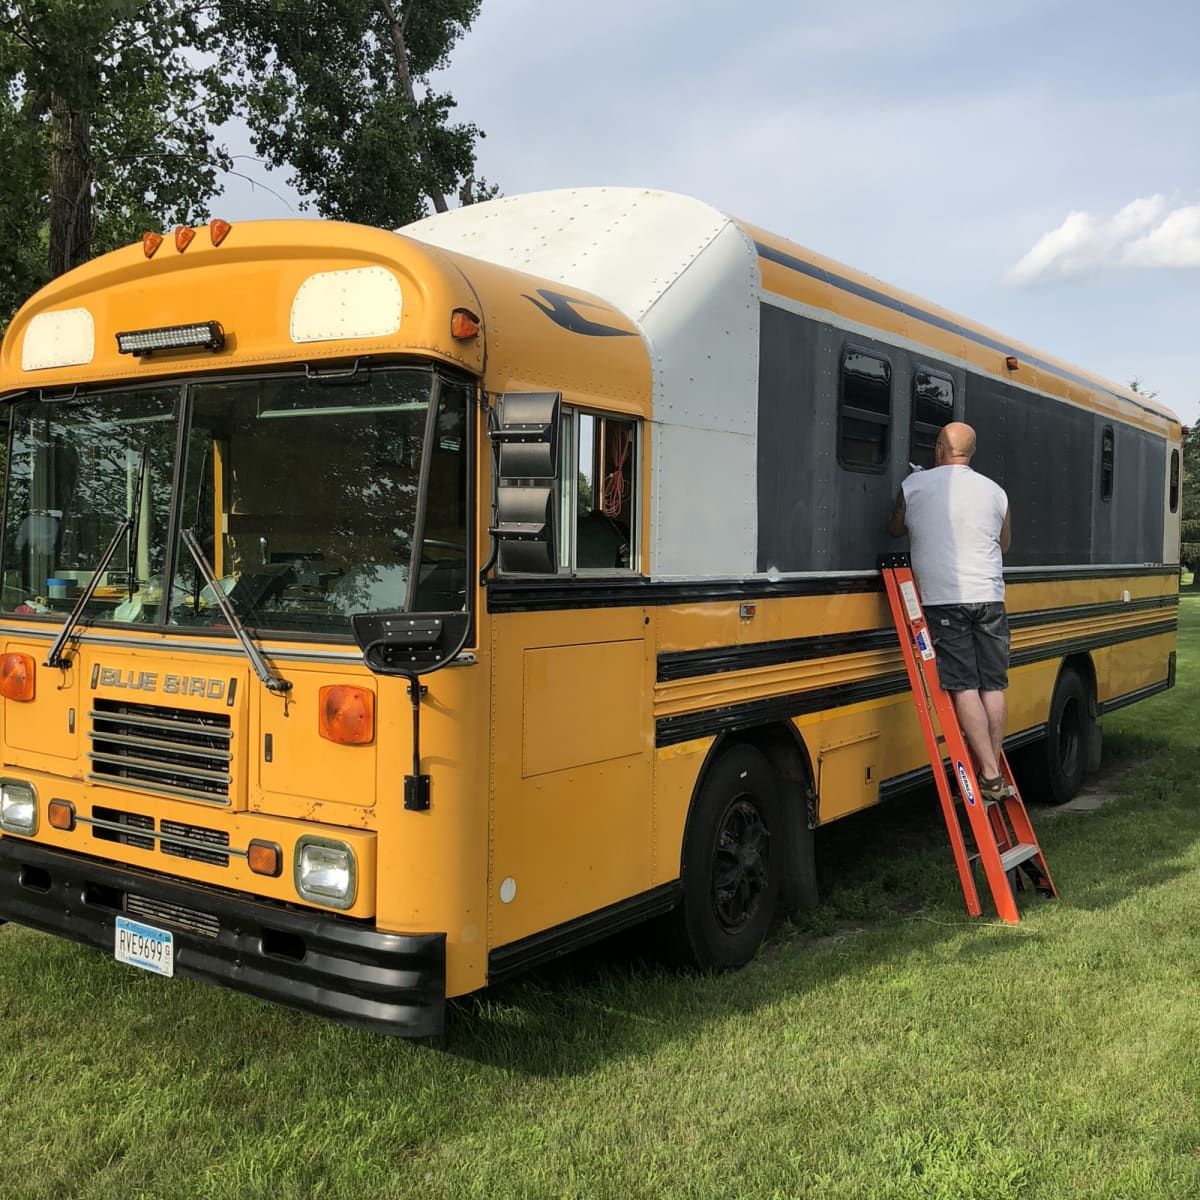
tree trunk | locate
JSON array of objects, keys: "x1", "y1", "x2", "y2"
[
  {"x1": 48, "y1": 93, "x2": 93, "y2": 277},
  {"x1": 376, "y1": 0, "x2": 449, "y2": 213}
]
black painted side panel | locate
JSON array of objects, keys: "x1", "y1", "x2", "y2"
[{"x1": 758, "y1": 302, "x2": 1166, "y2": 572}]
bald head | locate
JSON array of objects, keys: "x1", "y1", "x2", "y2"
[{"x1": 936, "y1": 422, "x2": 976, "y2": 464}]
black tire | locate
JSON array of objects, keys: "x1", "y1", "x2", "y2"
[
  {"x1": 665, "y1": 744, "x2": 782, "y2": 971},
  {"x1": 1034, "y1": 667, "x2": 1092, "y2": 805}
]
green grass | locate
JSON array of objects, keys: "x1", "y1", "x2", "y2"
[{"x1": 4, "y1": 599, "x2": 1200, "y2": 1199}]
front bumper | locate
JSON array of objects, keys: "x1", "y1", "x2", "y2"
[{"x1": 0, "y1": 838, "x2": 445, "y2": 1038}]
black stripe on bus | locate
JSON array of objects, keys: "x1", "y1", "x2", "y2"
[
  {"x1": 487, "y1": 564, "x2": 1178, "y2": 614},
  {"x1": 754, "y1": 241, "x2": 1176, "y2": 426},
  {"x1": 654, "y1": 618, "x2": 1177, "y2": 748},
  {"x1": 656, "y1": 595, "x2": 1178, "y2": 682},
  {"x1": 487, "y1": 881, "x2": 681, "y2": 984}
]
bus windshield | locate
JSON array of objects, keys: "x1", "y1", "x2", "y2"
[{"x1": 1, "y1": 366, "x2": 470, "y2": 637}]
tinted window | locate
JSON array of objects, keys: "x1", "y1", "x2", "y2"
[
  {"x1": 1101, "y1": 425, "x2": 1115, "y2": 502},
  {"x1": 910, "y1": 368, "x2": 953, "y2": 469},
  {"x1": 1170, "y1": 448, "x2": 1180, "y2": 513},
  {"x1": 838, "y1": 350, "x2": 891, "y2": 470}
]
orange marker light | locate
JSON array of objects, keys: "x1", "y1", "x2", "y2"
[
  {"x1": 48, "y1": 800, "x2": 75, "y2": 831},
  {"x1": 210, "y1": 218, "x2": 232, "y2": 247},
  {"x1": 174, "y1": 225, "x2": 196, "y2": 253},
  {"x1": 142, "y1": 231, "x2": 164, "y2": 258},
  {"x1": 450, "y1": 308, "x2": 481, "y2": 340},
  {"x1": 0, "y1": 653, "x2": 35, "y2": 702},
  {"x1": 247, "y1": 840, "x2": 282, "y2": 877},
  {"x1": 1005, "y1": 355, "x2": 1019, "y2": 371},
  {"x1": 319, "y1": 685, "x2": 375, "y2": 745}
]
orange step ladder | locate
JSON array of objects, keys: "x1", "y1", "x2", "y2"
[{"x1": 879, "y1": 553, "x2": 1057, "y2": 923}]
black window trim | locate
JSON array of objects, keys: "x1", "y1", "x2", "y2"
[
  {"x1": 836, "y1": 344, "x2": 892, "y2": 474},
  {"x1": 1100, "y1": 423, "x2": 1115, "y2": 504},
  {"x1": 910, "y1": 363, "x2": 955, "y2": 469}
]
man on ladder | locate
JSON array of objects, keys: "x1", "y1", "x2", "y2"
[{"x1": 888, "y1": 422, "x2": 1013, "y2": 803}]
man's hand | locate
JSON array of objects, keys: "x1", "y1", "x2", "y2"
[{"x1": 887, "y1": 489, "x2": 907, "y2": 538}]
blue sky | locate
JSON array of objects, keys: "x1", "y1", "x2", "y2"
[{"x1": 216, "y1": 0, "x2": 1200, "y2": 424}]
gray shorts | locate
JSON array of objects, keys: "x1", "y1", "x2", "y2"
[{"x1": 923, "y1": 603, "x2": 1009, "y2": 693}]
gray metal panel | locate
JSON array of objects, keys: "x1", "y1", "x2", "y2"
[
  {"x1": 756, "y1": 303, "x2": 824, "y2": 571},
  {"x1": 966, "y1": 378, "x2": 1093, "y2": 567},
  {"x1": 1111, "y1": 424, "x2": 1166, "y2": 562}
]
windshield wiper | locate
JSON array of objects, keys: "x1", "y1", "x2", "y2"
[
  {"x1": 44, "y1": 517, "x2": 132, "y2": 670},
  {"x1": 180, "y1": 528, "x2": 292, "y2": 696}
]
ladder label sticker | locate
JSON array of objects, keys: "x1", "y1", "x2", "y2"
[
  {"x1": 956, "y1": 761, "x2": 976, "y2": 806},
  {"x1": 915, "y1": 629, "x2": 935, "y2": 661},
  {"x1": 899, "y1": 581, "x2": 923, "y2": 623}
]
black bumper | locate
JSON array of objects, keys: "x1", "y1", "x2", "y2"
[{"x1": 0, "y1": 838, "x2": 446, "y2": 1038}]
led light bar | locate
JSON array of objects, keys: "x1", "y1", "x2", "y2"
[{"x1": 115, "y1": 321, "x2": 225, "y2": 357}]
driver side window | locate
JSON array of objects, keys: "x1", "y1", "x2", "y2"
[{"x1": 558, "y1": 409, "x2": 640, "y2": 574}]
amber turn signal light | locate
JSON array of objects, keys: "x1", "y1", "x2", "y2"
[
  {"x1": 0, "y1": 653, "x2": 35, "y2": 702},
  {"x1": 142, "y1": 231, "x2": 164, "y2": 258},
  {"x1": 318, "y1": 685, "x2": 375, "y2": 745},
  {"x1": 247, "y1": 839, "x2": 282, "y2": 877},
  {"x1": 47, "y1": 800, "x2": 75, "y2": 831},
  {"x1": 209, "y1": 218, "x2": 232, "y2": 247},
  {"x1": 175, "y1": 225, "x2": 196, "y2": 253},
  {"x1": 450, "y1": 308, "x2": 481, "y2": 340}
]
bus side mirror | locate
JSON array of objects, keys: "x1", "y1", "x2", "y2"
[{"x1": 489, "y1": 392, "x2": 560, "y2": 574}]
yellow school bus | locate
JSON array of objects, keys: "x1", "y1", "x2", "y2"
[{"x1": 0, "y1": 189, "x2": 1180, "y2": 1036}]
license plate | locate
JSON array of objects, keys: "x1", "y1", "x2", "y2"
[{"x1": 115, "y1": 915, "x2": 174, "y2": 978}]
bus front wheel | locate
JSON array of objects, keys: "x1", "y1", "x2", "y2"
[{"x1": 666, "y1": 744, "x2": 782, "y2": 971}]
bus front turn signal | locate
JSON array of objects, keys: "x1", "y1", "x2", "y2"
[
  {"x1": 0, "y1": 653, "x2": 35, "y2": 702},
  {"x1": 319, "y1": 685, "x2": 375, "y2": 745}
]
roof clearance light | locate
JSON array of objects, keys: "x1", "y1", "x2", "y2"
[
  {"x1": 1005, "y1": 355, "x2": 1019, "y2": 371},
  {"x1": 142, "y1": 231, "x2": 164, "y2": 258},
  {"x1": 451, "y1": 308, "x2": 481, "y2": 340},
  {"x1": 210, "y1": 218, "x2": 232, "y2": 247},
  {"x1": 174, "y1": 225, "x2": 196, "y2": 252},
  {"x1": 318, "y1": 685, "x2": 375, "y2": 745},
  {"x1": 116, "y1": 321, "x2": 226, "y2": 358},
  {"x1": 0, "y1": 653, "x2": 35, "y2": 702}
]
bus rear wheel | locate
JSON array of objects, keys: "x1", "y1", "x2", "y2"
[
  {"x1": 666, "y1": 744, "x2": 782, "y2": 971},
  {"x1": 1029, "y1": 666, "x2": 1093, "y2": 805}
]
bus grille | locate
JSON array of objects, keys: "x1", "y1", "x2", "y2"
[{"x1": 88, "y1": 699, "x2": 233, "y2": 805}]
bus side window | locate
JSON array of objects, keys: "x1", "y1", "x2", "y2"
[
  {"x1": 911, "y1": 368, "x2": 953, "y2": 469},
  {"x1": 838, "y1": 349, "x2": 891, "y2": 471},
  {"x1": 1169, "y1": 448, "x2": 1180, "y2": 513},
  {"x1": 559, "y1": 409, "x2": 639, "y2": 572},
  {"x1": 1100, "y1": 425, "x2": 1115, "y2": 502}
]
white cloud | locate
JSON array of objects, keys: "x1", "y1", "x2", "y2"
[{"x1": 1007, "y1": 196, "x2": 1200, "y2": 284}]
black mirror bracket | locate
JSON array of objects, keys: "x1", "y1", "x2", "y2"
[
  {"x1": 404, "y1": 681, "x2": 430, "y2": 811},
  {"x1": 352, "y1": 610, "x2": 472, "y2": 813}
]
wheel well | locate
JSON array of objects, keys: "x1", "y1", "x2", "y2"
[{"x1": 1059, "y1": 652, "x2": 1098, "y2": 716}]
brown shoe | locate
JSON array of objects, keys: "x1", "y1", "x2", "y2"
[{"x1": 978, "y1": 775, "x2": 1012, "y2": 803}]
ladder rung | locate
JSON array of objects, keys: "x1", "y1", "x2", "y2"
[{"x1": 1000, "y1": 843, "x2": 1040, "y2": 872}]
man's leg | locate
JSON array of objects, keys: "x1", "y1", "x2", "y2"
[
  {"x1": 981, "y1": 689, "x2": 1007, "y2": 768},
  {"x1": 950, "y1": 689, "x2": 1000, "y2": 779}
]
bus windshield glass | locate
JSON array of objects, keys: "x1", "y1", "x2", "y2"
[
  {"x1": 0, "y1": 366, "x2": 471, "y2": 637},
  {"x1": 2, "y1": 389, "x2": 179, "y2": 623}
]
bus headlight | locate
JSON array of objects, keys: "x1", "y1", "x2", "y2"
[
  {"x1": 293, "y1": 836, "x2": 357, "y2": 909},
  {"x1": 0, "y1": 780, "x2": 37, "y2": 835}
]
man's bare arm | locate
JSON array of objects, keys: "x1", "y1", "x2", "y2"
[
  {"x1": 887, "y1": 489, "x2": 907, "y2": 538},
  {"x1": 999, "y1": 505, "x2": 1012, "y2": 554}
]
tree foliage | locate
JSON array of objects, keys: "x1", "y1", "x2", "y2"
[
  {"x1": 0, "y1": 1, "x2": 234, "y2": 325},
  {"x1": 217, "y1": 0, "x2": 495, "y2": 228}
]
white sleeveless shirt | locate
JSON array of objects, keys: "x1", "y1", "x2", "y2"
[{"x1": 901, "y1": 465, "x2": 1008, "y2": 605}]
